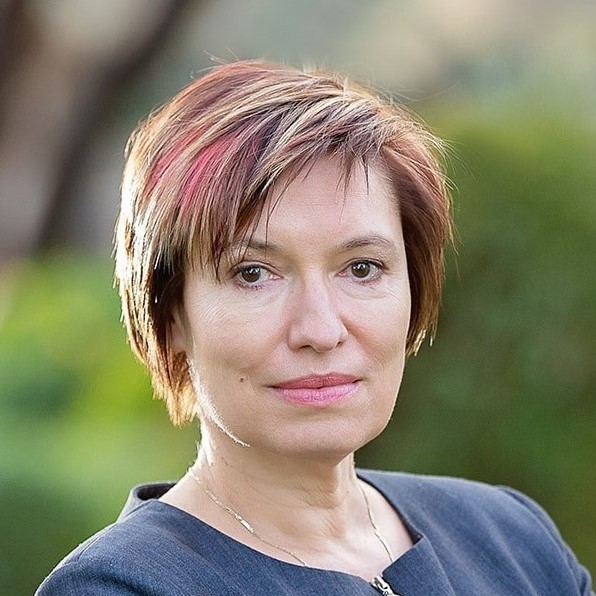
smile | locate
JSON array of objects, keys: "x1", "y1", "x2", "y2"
[{"x1": 271, "y1": 374, "x2": 361, "y2": 406}]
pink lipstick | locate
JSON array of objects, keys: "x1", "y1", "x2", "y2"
[{"x1": 271, "y1": 374, "x2": 360, "y2": 405}]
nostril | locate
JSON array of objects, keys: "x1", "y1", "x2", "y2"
[{"x1": 286, "y1": 279, "x2": 348, "y2": 351}]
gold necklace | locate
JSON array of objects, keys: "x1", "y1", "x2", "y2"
[
  {"x1": 187, "y1": 467, "x2": 308, "y2": 566},
  {"x1": 186, "y1": 467, "x2": 395, "y2": 567}
]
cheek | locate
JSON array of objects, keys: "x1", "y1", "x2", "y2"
[
  {"x1": 359, "y1": 288, "x2": 411, "y2": 348},
  {"x1": 387, "y1": 279, "x2": 412, "y2": 346},
  {"x1": 187, "y1": 298, "x2": 278, "y2": 384},
  {"x1": 354, "y1": 293, "x2": 410, "y2": 395}
]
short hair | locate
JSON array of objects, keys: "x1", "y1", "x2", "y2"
[{"x1": 114, "y1": 60, "x2": 453, "y2": 425}]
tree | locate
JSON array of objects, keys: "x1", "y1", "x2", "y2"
[{"x1": 0, "y1": 0, "x2": 200, "y2": 258}]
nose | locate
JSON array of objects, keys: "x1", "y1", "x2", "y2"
[{"x1": 287, "y1": 277, "x2": 348, "y2": 353}]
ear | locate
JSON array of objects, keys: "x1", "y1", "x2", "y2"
[{"x1": 168, "y1": 302, "x2": 188, "y2": 355}]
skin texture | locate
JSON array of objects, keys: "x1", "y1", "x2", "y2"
[{"x1": 166, "y1": 156, "x2": 413, "y2": 579}]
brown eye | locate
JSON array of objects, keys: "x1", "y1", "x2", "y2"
[
  {"x1": 239, "y1": 266, "x2": 263, "y2": 284},
  {"x1": 350, "y1": 261, "x2": 372, "y2": 279}
]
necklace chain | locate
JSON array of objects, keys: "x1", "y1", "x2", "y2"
[
  {"x1": 186, "y1": 467, "x2": 394, "y2": 568},
  {"x1": 187, "y1": 467, "x2": 308, "y2": 566},
  {"x1": 359, "y1": 483, "x2": 395, "y2": 563}
]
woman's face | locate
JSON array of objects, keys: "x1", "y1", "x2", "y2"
[{"x1": 171, "y1": 157, "x2": 411, "y2": 461}]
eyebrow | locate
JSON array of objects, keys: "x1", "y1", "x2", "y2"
[
  {"x1": 227, "y1": 234, "x2": 397, "y2": 256},
  {"x1": 336, "y1": 234, "x2": 397, "y2": 252}
]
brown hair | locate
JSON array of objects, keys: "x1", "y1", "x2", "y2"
[{"x1": 115, "y1": 60, "x2": 453, "y2": 425}]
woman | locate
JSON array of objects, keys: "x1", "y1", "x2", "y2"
[{"x1": 37, "y1": 61, "x2": 592, "y2": 595}]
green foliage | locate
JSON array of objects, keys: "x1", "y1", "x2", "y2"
[
  {"x1": 1, "y1": 106, "x2": 594, "y2": 593},
  {"x1": 0, "y1": 255, "x2": 196, "y2": 593},
  {"x1": 0, "y1": 475, "x2": 92, "y2": 596}
]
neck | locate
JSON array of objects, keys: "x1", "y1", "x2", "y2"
[
  {"x1": 193, "y1": 425, "x2": 364, "y2": 544},
  {"x1": 168, "y1": 423, "x2": 407, "y2": 581}
]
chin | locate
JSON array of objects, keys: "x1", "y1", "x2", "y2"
[{"x1": 261, "y1": 416, "x2": 389, "y2": 464}]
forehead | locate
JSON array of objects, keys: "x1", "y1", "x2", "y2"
[
  {"x1": 191, "y1": 156, "x2": 402, "y2": 273},
  {"x1": 249, "y1": 157, "x2": 400, "y2": 243}
]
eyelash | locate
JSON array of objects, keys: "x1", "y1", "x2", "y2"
[
  {"x1": 232, "y1": 264, "x2": 276, "y2": 289},
  {"x1": 342, "y1": 260, "x2": 385, "y2": 284},
  {"x1": 232, "y1": 259, "x2": 386, "y2": 289}
]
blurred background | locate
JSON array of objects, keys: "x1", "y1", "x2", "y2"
[{"x1": 1, "y1": 0, "x2": 595, "y2": 593}]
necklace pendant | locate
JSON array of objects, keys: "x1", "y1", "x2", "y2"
[{"x1": 371, "y1": 574, "x2": 402, "y2": 596}]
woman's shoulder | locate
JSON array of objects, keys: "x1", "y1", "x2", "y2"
[
  {"x1": 360, "y1": 469, "x2": 592, "y2": 594},
  {"x1": 362, "y1": 468, "x2": 542, "y2": 506},
  {"x1": 35, "y1": 493, "x2": 206, "y2": 595},
  {"x1": 360, "y1": 468, "x2": 561, "y2": 534}
]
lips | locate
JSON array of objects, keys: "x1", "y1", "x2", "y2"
[
  {"x1": 273, "y1": 373, "x2": 360, "y2": 389},
  {"x1": 271, "y1": 373, "x2": 360, "y2": 405}
]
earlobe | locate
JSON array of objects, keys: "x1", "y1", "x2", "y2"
[{"x1": 168, "y1": 304, "x2": 188, "y2": 354}]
